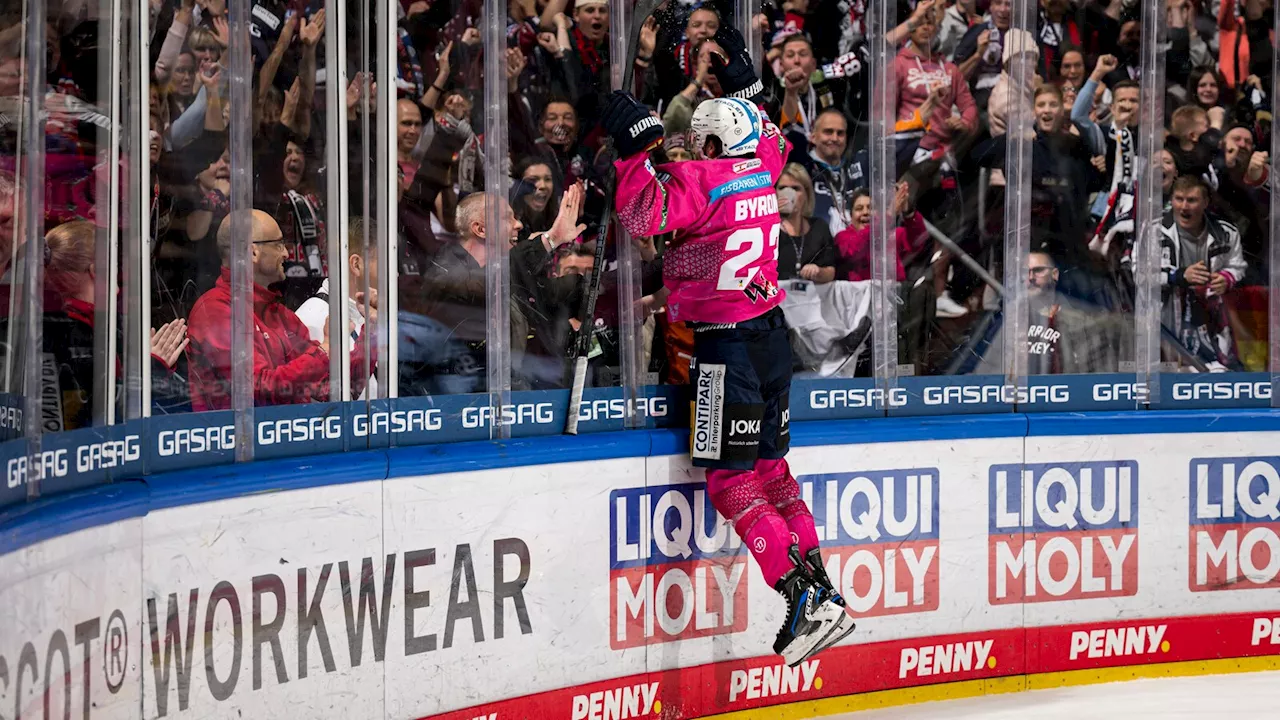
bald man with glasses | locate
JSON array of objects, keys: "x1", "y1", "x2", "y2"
[{"x1": 185, "y1": 210, "x2": 376, "y2": 411}]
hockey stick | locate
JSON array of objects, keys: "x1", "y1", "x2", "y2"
[{"x1": 564, "y1": 0, "x2": 665, "y2": 435}]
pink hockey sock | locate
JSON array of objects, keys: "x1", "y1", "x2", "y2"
[
  {"x1": 708, "y1": 468, "x2": 797, "y2": 588},
  {"x1": 758, "y1": 458, "x2": 821, "y2": 556}
]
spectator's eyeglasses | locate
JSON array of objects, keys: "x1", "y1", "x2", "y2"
[
  {"x1": 1028, "y1": 266, "x2": 1054, "y2": 276},
  {"x1": 253, "y1": 238, "x2": 286, "y2": 247}
]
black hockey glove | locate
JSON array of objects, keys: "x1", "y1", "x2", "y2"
[
  {"x1": 709, "y1": 26, "x2": 763, "y2": 101},
  {"x1": 601, "y1": 90, "x2": 664, "y2": 158}
]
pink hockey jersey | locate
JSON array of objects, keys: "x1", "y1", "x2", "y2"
[{"x1": 614, "y1": 120, "x2": 792, "y2": 324}]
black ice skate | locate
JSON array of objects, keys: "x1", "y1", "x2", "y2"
[
  {"x1": 787, "y1": 546, "x2": 857, "y2": 658},
  {"x1": 791, "y1": 545, "x2": 846, "y2": 608},
  {"x1": 772, "y1": 567, "x2": 845, "y2": 667}
]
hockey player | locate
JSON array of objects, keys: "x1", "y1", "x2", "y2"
[{"x1": 601, "y1": 26, "x2": 856, "y2": 667}]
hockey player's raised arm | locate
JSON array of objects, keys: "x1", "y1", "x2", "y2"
[
  {"x1": 613, "y1": 149, "x2": 709, "y2": 237},
  {"x1": 601, "y1": 91, "x2": 704, "y2": 238},
  {"x1": 710, "y1": 24, "x2": 791, "y2": 181}
]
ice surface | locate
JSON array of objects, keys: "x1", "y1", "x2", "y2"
[{"x1": 821, "y1": 670, "x2": 1280, "y2": 719}]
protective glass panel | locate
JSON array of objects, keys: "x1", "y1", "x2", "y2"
[
  {"x1": 393, "y1": 1, "x2": 492, "y2": 399},
  {"x1": 1149, "y1": 0, "x2": 1272, "y2": 410},
  {"x1": 886, "y1": 0, "x2": 1015, "y2": 415},
  {"x1": 506, "y1": 0, "x2": 618, "y2": 398},
  {"x1": 0, "y1": 4, "x2": 41, "y2": 504},
  {"x1": 34, "y1": 0, "x2": 142, "y2": 494},
  {"x1": 1008, "y1": 1, "x2": 1141, "y2": 412}
]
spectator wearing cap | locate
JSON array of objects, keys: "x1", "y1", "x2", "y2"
[
  {"x1": 185, "y1": 210, "x2": 376, "y2": 411},
  {"x1": 663, "y1": 132, "x2": 694, "y2": 163},
  {"x1": 988, "y1": 28, "x2": 1040, "y2": 138},
  {"x1": 1211, "y1": 124, "x2": 1269, "y2": 274}
]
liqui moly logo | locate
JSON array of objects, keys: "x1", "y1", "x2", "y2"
[
  {"x1": 571, "y1": 682, "x2": 660, "y2": 720},
  {"x1": 609, "y1": 483, "x2": 746, "y2": 649},
  {"x1": 989, "y1": 461, "x2": 1139, "y2": 604},
  {"x1": 798, "y1": 469, "x2": 940, "y2": 618},
  {"x1": 1190, "y1": 457, "x2": 1280, "y2": 591}
]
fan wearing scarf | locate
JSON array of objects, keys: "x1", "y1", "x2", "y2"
[
  {"x1": 535, "y1": 0, "x2": 611, "y2": 117},
  {"x1": 1072, "y1": 55, "x2": 1141, "y2": 261}
]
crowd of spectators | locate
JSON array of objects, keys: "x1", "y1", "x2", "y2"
[{"x1": 12, "y1": 0, "x2": 1278, "y2": 429}]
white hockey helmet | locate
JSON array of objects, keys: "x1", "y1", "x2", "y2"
[{"x1": 690, "y1": 97, "x2": 762, "y2": 159}]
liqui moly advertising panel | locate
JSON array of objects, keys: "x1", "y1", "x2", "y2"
[
  {"x1": 798, "y1": 469, "x2": 941, "y2": 618},
  {"x1": 989, "y1": 461, "x2": 1139, "y2": 605},
  {"x1": 609, "y1": 482, "x2": 748, "y2": 649},
  {"x1": 1189, "y1": 456, "x2": 1280, "y2": 592}
]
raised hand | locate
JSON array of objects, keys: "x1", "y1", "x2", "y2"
[
  {"x1": 709, "y1": 25, "x2": 761, "y2": 98},
  {"x1": 300, "y1": 9, "x2": 326, "y2": 47},
  {"x1": 150, "y1": 319, "x2": 190, "y2": 368},
  {"x1": 548, "y1": 182, "x2": 588, "y2": 247}
]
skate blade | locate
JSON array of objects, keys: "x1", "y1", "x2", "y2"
[
  {"x1": 778, "y1": 604, "x2": 844, "y2": 667},
  {"x1": 807, "y1": 613, "x2": 858, "y2": 661},
  {"x1": 786, "y1": 612, "x2": 857, "y2": 668}
]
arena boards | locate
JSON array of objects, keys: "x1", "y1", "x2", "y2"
[{"x1": 3, "y1": 417, "x2": 1280, "y2": 719}]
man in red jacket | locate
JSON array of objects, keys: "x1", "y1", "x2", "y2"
[{"x1": 186, "y1": 210, "x2": 375, "y2": 411}]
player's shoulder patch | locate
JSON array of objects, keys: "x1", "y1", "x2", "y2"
[
  {"x1": 732, "y1": 158, "x2": 763, "y2": 174},
  {"x1": 656, "y1": 171, "x2": 672, "y2": 182}
]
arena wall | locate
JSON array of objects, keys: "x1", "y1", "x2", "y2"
[{"x1": 4, "y1": 412, "x2": 1280, "y2": 719}]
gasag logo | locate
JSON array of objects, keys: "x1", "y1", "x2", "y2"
[
  {"x1": 609, "y1": 483, "x2": 746, "y2": 648},
  {"x1": 1190, "y1": 457, "x2": 1280, "y2": 591},
  {"x1": 727, "y1": 659, "x2": 821, "y2": 703},
  {"x1": 989, "y1": 461, "x2": 1138, "y2": 604},
  {"x1": 798, "y1": 469, "x2": 940, "y2": 617}
]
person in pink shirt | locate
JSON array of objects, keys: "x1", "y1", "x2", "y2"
[
  {"x1": 893, "y1": 10, "x2": 978, "y2": 171},
  {"x1": 834, "y1": 183, "x2": 928, "y2": 282},
  {"x1": 602, "y1": 26, "x2": 854, "y2": 668}
]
